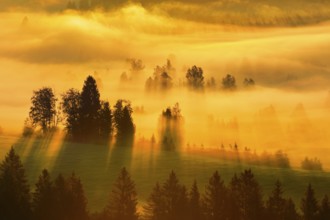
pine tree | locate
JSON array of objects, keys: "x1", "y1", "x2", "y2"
[
  {"x1": 301, "y1": 184, "x2": 319, "y2": 220},
  {"x1": 161, "y1": 171, "x2": 188, "y2": 220},
  {"x1": 79, "y1": 75, "x2": 101, "y2": 140},
  {"x1": 319, "y1": 195, "x2": 330, "y2": 220},
  {"x1": 33, "y1": 169, "x2": 56, "y2": 220},
  {"x1": 266, "y1": 180, "x2": 286, "y2": 220},
  {"x1": 144, "y1": 182, "x2": 165, "y2": 220},
  {"x1": 114, "y1": 100, "x2": 135, "y2": 139},
  {"x1": 188, "y1": 180, "x2": 201, "y2": 220},
  {"x1": 106, "y1": 167, "x2": 138, "y2": 220},
  {"x1": 67, "y1": 173, "x2": 89, "y2": 220},
  {"x1": 283, "y1": 198, "x2": 299, "y2": 220},
  {"x1": 0, "y1": 147, "x2": 31, "y2": 220},
  {"x1": 203, "y1": 171, "x2": 227, "y2": 220},
  {"x1": 230, "y1": 169, "x2": 264, "y2": 220},
  {"x1": 99, "y1": 101, "x2": 113, "y2": 140}
]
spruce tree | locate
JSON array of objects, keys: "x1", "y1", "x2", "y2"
[
  {"x1": 99, "y1": 101, "x2": 113, "y2": 140},
  {"x1": 106, "y1": 167, "x2": 138, "y2": 220},
  {"x1": 266, "y1": 180, "x2": 286, "y2": 220},
  {"x1": 319, "y1": 195, "x2": 330, "y2": 220},
  {"x1": 161, "y1": 171, "x2": 188, "y2": 220},
  {"x1": 144, "y1": 182, "x2": 165, "y2": 220},
  {"x1": 189, "y1": 180, "x2": 201, "y2": 220},
  {"x1": 203, "y1": 171, "x2": 227, "y2": 220},
  {"x1": 33, "y1": 169, "x2": 56, "y2": 220},
  {"x1": 230, "y1": 170, "x2": 264, "y2": 220},
  {"x1": 79, "y1": 75, "x2": 101, "y2": 140},
  {"x1": 0, "y1": 147, "x2": 31, "y2": 220},
  {"x1": 301, "y1": 184, "x2": 319, "y2": 220}
]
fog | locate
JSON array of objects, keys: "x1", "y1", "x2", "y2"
[{"x1": 1, "y1": 3, "x2": 330, "y2": 171}]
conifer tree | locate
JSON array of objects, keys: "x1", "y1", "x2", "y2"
[
  {"x1": 79, "y1": 75, "x2": 101, "y2": 139},
  {"x1": 106, "y1": 167, "x2": 138, "y2": 220},
  {"x1": 319, "y1": 195, "x2": 330, "y2": 220},
  {"x1": 189, "y1": 180, "x2": 202, "y2": 220},
  {"x1": 0, "y1": 147, "x2": 31, "y2": 220},
  {"x1": 33, "y1": 169, "x2": 56, "y2": 220},
  {"x1": 266, "y1": 180, "x2": 286, "y2": 220},
  {"x1": 301, "y1": 184, "x2": 319, "y2": 220},
  {"x1": 203, "y1": 171, "x2": 227, "y2": 220}
]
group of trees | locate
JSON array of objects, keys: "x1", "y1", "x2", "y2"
[
  {"x1": 1, "y1": 148, "x2": 330, "y2": 220},
  {"x1": 27, "y1": 76, "x2": 135, "y2": 141},
  {"x1": 145, "y1": 60, "x2": 175, "y2": 91},
  {"x1": 159, "y1": 103, "x2": 184, "y2": 151},
  {"x1": 144, "y1": 61, "x2": 255, "y2": 92}
]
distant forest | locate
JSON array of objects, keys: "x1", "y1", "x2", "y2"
[{"x1": 0, "y1": 147, "x2": 329, "y2": 220}]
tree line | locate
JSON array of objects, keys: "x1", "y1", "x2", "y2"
[
  {"x1": 26, "y1": 76, "x2": 135, "y2": 142},
  {"x1": 1, "y1": 148, "x2": 330, "y2": 220},
  {"x1": 144, "y1": 60, "x2": 255, "y2": 92}
]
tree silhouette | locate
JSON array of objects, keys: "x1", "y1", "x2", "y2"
[
  {"x1": 266, "y1": 180, "x2": 287, "y2": 220},
  {"x1": 203, "y1": 171, "x2": 227, "y2": 220},
  {"x1": 283, "y1": 198, "x2": 299, "y2": 220},
  {"x1": 99, "y1": 101, "x2": 113, "y2": 140},
  {"x1": 114, "y1": 100, "x2": 135, "y2": 139},
  {"x1": 230, "y1": 170, "x2": 264, "y2": 220},
  {"x1": 0, "y1": 147, "x2": 31, "y2": 220},
  {"x1": 61, "y1": 88, "x2": 81, "y2": 139},
  {"x1": 80, "y1": 75, "x2": 101, "y2": 140},
  {"x1": 33, "y1": 169, "x2": 56, "y2": 220},
  {"x1": 222, "y1": 74, "x2": 236, "y2": 90},
  {"x1": 186, "y1": 65, "x2": 204, "y2": 90},
  {"x1": 29, "y1": 87, "x2": 57, "y2": 133},
  {"x1": 188, "y1": 181, "x2": 202, "y2": 220},
  {"x1": 53, "y1": 173, "x2": 89, "y2": 220},
  {"x1": 301, "y1": 184, "x2": 319, "y2": 220},
  {"x1": 243, "y1": 78, "x2": 255, "y2": 87},
  {"x1": 105, "y1": 167, "x2": 138, "y2": 220},
  {"x1": 159, "y1": 103, "x2": 183, "y2": 151},
  {"x1": 144, "y1": 171, "x2": 187, "y2": 220},
  {"x1": 67, "y1": 173, "x2": 89, "y2": 220},
  {"x1": 145, "y1": 60, "x2": 175, "y2": 91},
  {"x1": 144, "y1": 182, "x2": 165, "y2": 220},
  {"x1": 319, "y1": 195, "x2": 330, "y2": 220}
]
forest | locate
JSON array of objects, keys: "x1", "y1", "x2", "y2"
[{"x1": 1, "y1": 147, "x2": 330, "y2": 220}]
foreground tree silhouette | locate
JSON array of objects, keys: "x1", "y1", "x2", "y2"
[
  {"x1": 186, "y1": 65, "x2": 204, "y2": 90},
  {"x1": 265, "y1": 180, "x2": 299, "y2": 220},
  {"x1": 203, "y1": 171, "x2": 227, "y2": 220},
  {"x1": 144, "y1": 171, "x2": 188, "y2": 220},
  {"x1": 301, "y1": 184, "x2": 319, "y2": 220},
  {"x1": 230, "y1": 169, "x2": 264, "y2": 220},
  {"x1": 105, "y1": 167, "x2": 138, "y2": 220},
  {"x1": 144, "y1": 183, "x2": 164, "y2": 220},
  {"x1": 29, "y1": 87, "x2": 57, "y2": 133},
  {"x1": 53, "y1": 173, "x2": 89, "y2": 220},
  {"x1": 319, "y1": 195, "x2": 330, "y2": 220},
  {"x1": 33, "y1": 169, "x2": 56, "y2": 220},
  {"x1": 0, "y1": 148, "x2": 31, "y2": 220},
  {"x1": 188, "y1": 181, "x2": 202, "y2": 220}
]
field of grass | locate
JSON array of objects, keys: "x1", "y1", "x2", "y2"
[{"x1": 1, "y1": 134, "x2": 330, "y2": 212}]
